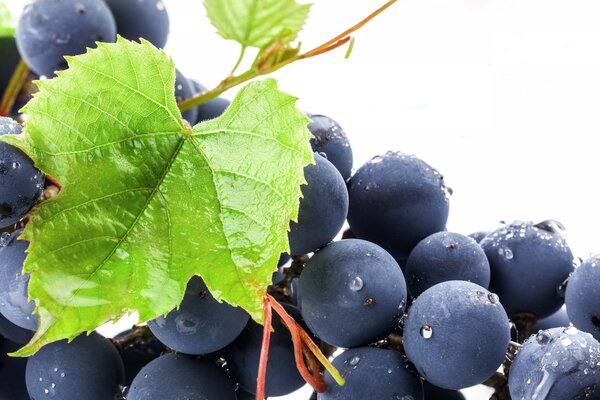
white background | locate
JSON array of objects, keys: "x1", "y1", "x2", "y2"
[{"x1": 6, "y1": 0, "x2": 599, "y2": 398}]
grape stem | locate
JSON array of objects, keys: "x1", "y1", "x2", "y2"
[
  {"x1": 0, "y1": 59, "x2": 28, "y2": 117},
  {"x1": 176, "y1": 0, "x2": 398, "y2": 112},
  {"x1": 256, "y1": 295, "x2": 273, "y2": 400}
]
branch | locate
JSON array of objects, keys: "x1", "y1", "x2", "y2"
[
  {"x1": 177, "y1": 0, "x2": 398, "y2": 112},
  {"x1": 0, "y1": 60, "x2": 29, "y2": 117}
]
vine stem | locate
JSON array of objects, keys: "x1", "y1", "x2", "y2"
[
  {"x1": 256, "y1": 295, "x2": 273, "y2": 400},
  {"x1": 176, "y1": 0, "x2": 398, "y2": 112},
  {"x1": 230, "y1": 45, "x2": 247, "y2": 76},
  {"x1": 0, "y1": 59, "x2": 28, "y2": 117}
]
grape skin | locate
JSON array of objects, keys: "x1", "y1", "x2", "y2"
[
  {"x1": 299, "y1": 239, "x2": 406, "y2": 348},
  {"x1": 423, "y1": 380, "x2": 466, "y2": 400},
  {"x1": 307, "y1": 113, "x2": 353, "y2": 180},
  {"x1": 403, "y1": 280, "x2": 510, "y2": 390},
  {"x1": 147, "y1": 276, "x2": 249, "y2": 355},
  {"x1": 0, "y1": 117, "x2": 44, "y2": 228},
  {"x1": 405, "y1": 231, "x2": 490, "y2": 297},
  {"x1": 224, "y1": 304, "x2": 307, "y2": 397},
  {"x1": 174, "y1": 69, "x2": 199, "y2": 124},
  {"x1": 319, "y1": 347, "x2": 423, "y2": 400},
  {"x1": 347, "y1": 151, "x2": 450, "y2": 264},
  {"x1": 16, "y1": 0, "x2": 117, "y2": 77},
  {"x1": 0, "y1": 230, "x2": 37, "y2": 331},
  {"x1": 509, "y1": 327, "x2": 600, "y2": 400},
  {"x1": 0, "y1": 338, "x2": 29, "y2": 400},
  {"x1": 114, "y1": 329, "x2": 166, "y2": 386},
  {"x1": 104, "y1": 0, "x2": 169, "y2": 49},
  {"x1": 480, "y1": 221, "x2": 574, "y2": 319},
  {"x1": 25, "y1": 332, "x2": 125, "y2": 400},
  {"x1": 0, "y1": 312, "x2": 33, "y2": 345},
  {"x1": 565, "y1": 255, "x2": 600, "y2": 341},
  {"x1": 532, "y1": 307, "x2": 570, "y2": 333},
  {"x1": 288, "y1": 153, "x2": 349, "y2": 256},
  {"x1": 127, "y1": 353, "x2": 236, "y2": 400}
]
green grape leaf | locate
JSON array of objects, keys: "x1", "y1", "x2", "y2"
[
  {"x1": 0, "y1": 37, "x2": 313, "y2": 356},
  {"x1": 204, "y1": 0, "x2": 311, "y2": 48},
  {"x1": 0, "y1": 1, "x2": 15, "y2": 37}
]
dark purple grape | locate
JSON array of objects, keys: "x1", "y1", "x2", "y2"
[
  {"x1": 224, "y1": 304, "x2": 307, "y2": 397},
  {"x1": 25, "y1": 332, "x2": 125, "y2": 400},
  {"x1": 288, "y1": 153, "x2": 348, "y2": 256},
  {"x1": 299, "y1": 239, "x2": 406, "y2": 348},
  {"x1": 509, "y1": 327, "x2": 600, "y2": 399},
  {"x1": 0, "y1": 337, "x2": 29, "y2": 400},
  {"x1": 104, "y1": 0, "x2": 169, "y2": 48},
  {"x1": 480, "y1": 220, "x2": 574, "y2": 319},
  {"x1": 127, "y1": 353, "x2": 236, "y2": 399},
  {"x1": 114, "y1": 329, "x2": 166, "y2": 385},
  {"x1": 16, "y1": 0, "x2": 117, "y2": 77},
  {"x1": 0, "y1": 312, "x2": 33, "y2": 345},
  {"x1": 565, "y1": 255, "x2": 600, "y2": 341},
  {"x1": 405, "y1": 231, "x2": 490, "y2": 297},
  {"x1": 319, "y1": 347, "x2": 423, "y2": 400},
  {"x1": 0, "y1": 117, "x2": 44, "y2": 228},
  {"x1": 174, "y1": 69, "x2": 199, "y2": 124},
  {"x1": 307, "y1": 113, "x2": 353, "y2": 180},
  {"x1": 148, "y1": 276, "x2": 249, "y2": 355},
  {"x1": 532, "y1": 307, "x2": 570, "y2": 333},
  {"x1": 347, "y1": 151, "x2": 450, "y2": 264},
  {"x1": 0, "y1": 230, "x2": 37, "y2": 331},
  {"x1": 403, "y1": 280, "x2": 510, "y2": 390}
]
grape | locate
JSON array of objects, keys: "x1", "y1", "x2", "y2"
[
  {"x1": 0, "y1": 312, "x2": 33, "y2": 345},
  {"x1": 288, "y1": 153, "x2": 349, "y2": 256},
  {"x1": 0, "y1": 117, "x2": 44, "y2": 228},
  {"x1": 307, "y1": 113, "x2": 353, "y2": 180},
  {"x1": 0, "y1": 338, "x2": 29, "y2": 400},
  {"x1": 25, "y1": 331, "x2": 125, "y2": 400},
  {"x1": 104, "y1": 0, "x2": 169, "y2": 49},
  {"x1": 468, "y1": 230, "x2": 490, "y2": 243},
  {"x1": 508, "y1": 327, "x2": 600, "y2": 399},
  {"x1": 319, "y1": 347, "x2": 423, "y2": 400},
  {"x1": 191, "y1": 80, "x2": 231, "y2": 123},
  {"x1": 0, "y1": 230, "x2": 37, "y2": 331},
  {"x1": 114, "y1": 329, "x2": 166, "y2": 385},
  {"x1": 565, "y1": 255, "x2": 600, "y2": 341},
  {"x1": 15, "y1": 0, "x2": 117, "y2": 77},
  {"x1": 423, "y1": 380, "x2": 466, "y2": 400},
  {"x1": 480, "y1": 220, "x2": 574, "y2": 319},
  {"x1": 532, "y1": 307, "x2": 570, "y2": 332},
  {"x1": 347, "y1": 151, "x2": 450, "y2": 264},
  {"x1": 174, "y1": 69, "x2": 199, "y2": 124},
  {"x1": 403, "y1": 280, "x2": 510, "y2": 390},
  {"x1": 225, "y1": 304, "x2": 307, "y2": 396},
  {"x1": 299, "y1": 239, "x2": 406, "y2": 348},
  {"x1": 127, "y1": 352, "x2": 237, "y2": 400},
  {"x1": 148, "y1": 276, "x2": 249, "y2": 355},
  {"x1": 405, "y1": 231, "x2": 490, "y2": 297}
]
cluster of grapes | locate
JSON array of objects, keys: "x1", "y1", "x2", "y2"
[{"x1": 2, "y1": 0, "x2": 600, "y2": 400}]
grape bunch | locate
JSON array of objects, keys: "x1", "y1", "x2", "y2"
[{"x1": 3, "y1": 1, "x2": 600, "y2": 400}]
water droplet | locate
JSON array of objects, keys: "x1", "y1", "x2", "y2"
[
  {"x1": 420, "y1": 324, "x2": 433, "y2": 339},
  {"x1": 527, "y1": 378, "x2": 532, "y2": 384},
  {"x1": 60, "y1": 372, "x2": 65, "y2": 378},
  {"x1": 318, "y1": 151, "x2": 328, "y2": 160},
  {"x1": 564, "y1": 326, "x2": 578, "y2": 335},
  {"x1": 561, "y1": 338, "x2": 573, "y2": 346},
  {"x1": 349, "y1": 356, "x2": 360, "y2": 367},
  {"x1": 536, "y1": 331, "x2": 551, "y2": 345},
  {"x1": 12, "y1": 161, "x2": 19, "y2": 169},
  {"x1": 44, "y1": 389, "x2": 49, "y2": 394},
  {"x1": 349, "y1": 277, "x2": 363, "y2": 291},
  {"x1": 488, "y1": 293, "x2": 499, "y2": 304},
  {"x1": 0, "y1": 232, "x2": 10, "y2": 247},
  {"x1": 498, "y1": 247, "x2": 514, "y2": 259},
  {"x1": 174, "y1": 314, "x2": 198, "y2": 334},
  {"x1": 551, "y1": 360, "x2": 559, "y2": 367}
]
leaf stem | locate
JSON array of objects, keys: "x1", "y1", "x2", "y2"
[
  {"x1": 256, "y1": 295, "x2": 273, "y2": 400},
  {"x1": 0, "y1": 59, "x2": 29, "y2": 117},
  {"x1": 177, "y1": 0, "x2": 397, "y2": 112},
  {"x1": 230, "y1": 45, "x2": 247, "y2": 76}
]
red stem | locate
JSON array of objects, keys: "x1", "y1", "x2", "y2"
[
  {"x1": 267, "y1": 295, "x2": 327, "y2": 392},
  {"x1": 44, "y1": 175, "x2": 62, "y2": 189},
  {"x1": 256, "y1": 296, "x2": 273, "y2": 400}
]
